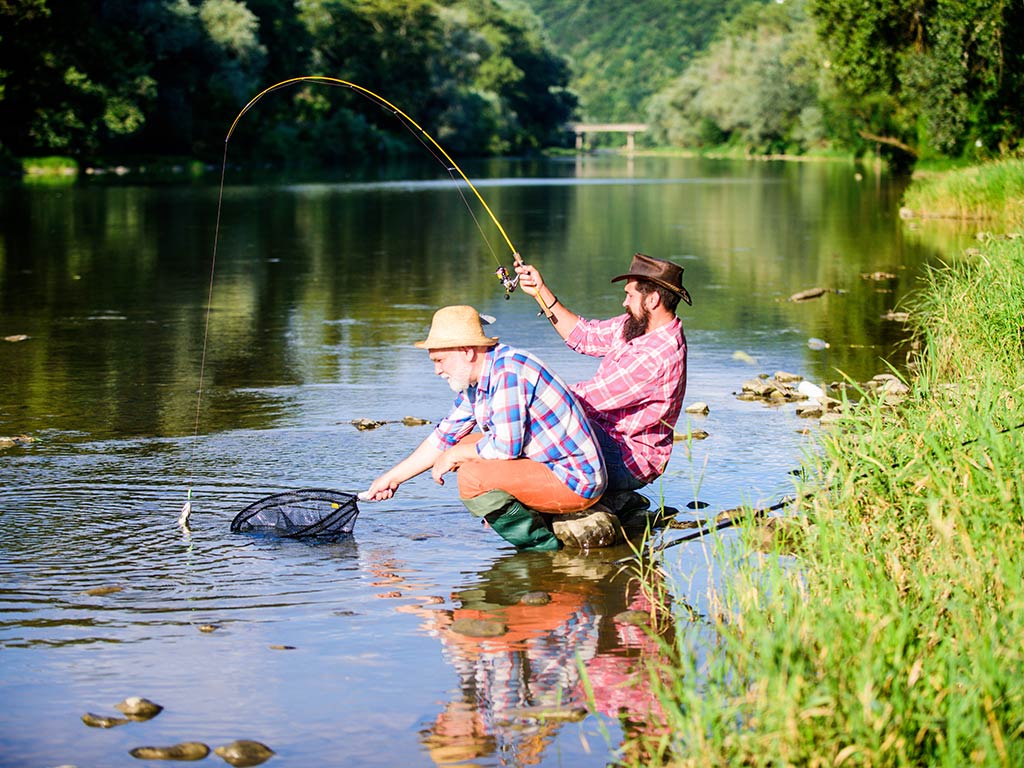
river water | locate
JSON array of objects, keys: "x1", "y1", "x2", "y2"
[{"x1": 0, "y1": 156, "x2": 959, "y2": 767}]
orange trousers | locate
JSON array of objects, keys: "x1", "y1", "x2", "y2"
[{"x1": 452, "y1": 434, "x2": 596, "y2": 514}]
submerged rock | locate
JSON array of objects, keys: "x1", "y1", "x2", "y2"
[
  {"x1": 351, "y1": 418, "x2": 386, "y2": 431},
  {"x1": 114, "y1": 697, "x2": 163, "y2": 720},
  {"x1": 614, "y1": 610, "x2": 651, "y2": 626},
  {"x1": 501, "y1": 705, "x2": 588, "y2": 722},
  {"x1": 551, "y1": 506, "x2": 622, "y2": 550},
  {"x1": 519, "y1": 591, "x2": 551, "y2": 606},
  {"x1": 129, "y1": 742, "x2": 210, "y2": 761},
  {"x1": 789, "y1": 287, "x2": 829, "y2": 302},
  {"x1": 214, "y1": 740, "x2": 275, "y2": 767},
  {"x1": 401, "y1": 416, "x2": 431, "y2": 426},
  {"x1": 81, "y1": 712, "x2": 132, "y2": 728},
  {"x1": 0, "y1": 434, "x2": 33, "y2": 449},
  {"x1": 83, "y1": 585, "x2": 123, "y2": 596},
  {"x1": 450, "y1": 618, "x2": 508, "y2": 638},
  {"x1": 684, "y1": 401, "x2": 709, "y2": 415}
]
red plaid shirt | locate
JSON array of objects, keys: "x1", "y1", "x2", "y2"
[{"x1": 567, "y1": 314, "x2": 687, "y2": 483}]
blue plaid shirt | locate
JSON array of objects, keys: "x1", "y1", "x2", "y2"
[{"x1": 429, "y1": 344, "x2": 606, "y2": 499}]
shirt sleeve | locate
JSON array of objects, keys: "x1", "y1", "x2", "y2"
[
  {"x1": 427, "y1": 392, "x2": 477, "y2": 452},
  {"x1": 566, "y1": 316, "x2": 625, "y2": 358}
]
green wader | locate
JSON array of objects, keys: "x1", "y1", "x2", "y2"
[{"x1": 461, "y1": 490, "x2": 561, "y2": 552}]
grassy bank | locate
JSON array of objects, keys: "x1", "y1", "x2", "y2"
[
  {"x1": 902, "y1": 158, "x2": 1024, "y2": 224},
  {"x1": 625, "y1": 163, "x2": 1024, "y2": 766}
]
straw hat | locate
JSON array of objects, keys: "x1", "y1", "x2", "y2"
[
  {"x1": 414, "y1": 305, "x2": 499, "y2": 349},
  {"x1": 611, "y1": 252, "x2": 692, "y2": 306}
]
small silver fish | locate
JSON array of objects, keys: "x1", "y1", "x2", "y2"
[{"x1": 178, "y1": 500, "x2": 192, "y2": 528}]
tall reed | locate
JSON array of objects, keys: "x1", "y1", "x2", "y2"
[{"x1": 622, "y1": 189, "x2": 1024, "y2": 766}]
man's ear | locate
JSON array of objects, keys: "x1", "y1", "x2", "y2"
[{"x1": 645, "y1": 290, "x2": 663, "y2": 310}]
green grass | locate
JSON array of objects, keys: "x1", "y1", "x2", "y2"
[
  {"x1": 902, "y1": 158, "x2": 1024, "y2": 225},
  {"x1": 622, "y1": 183, "x2": 1024, "y2": 766}
]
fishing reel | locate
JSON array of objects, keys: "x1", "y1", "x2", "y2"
[{"x1": 495, "y1": 265, "x2": 519, "y2": 299}]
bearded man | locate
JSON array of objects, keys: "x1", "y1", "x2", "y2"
[{"x1": 515, "y1": 253, "x2": 690, "y2": 498}]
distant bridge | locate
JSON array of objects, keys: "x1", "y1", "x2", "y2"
[{"x1": 566, "y1": 122, "x2": 649, "y2": 153}]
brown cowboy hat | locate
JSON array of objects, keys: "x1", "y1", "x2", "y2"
[
  {"x1": 611, "y1": 252, "x2": 692, "y2": 306},
  {"x1": 414, "y1": 305, "x2": 499, "y2": 349}
]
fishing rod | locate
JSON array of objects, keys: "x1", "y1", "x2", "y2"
[
  {"x1": 180, "y1": 75, "x2": 555, "y2": 524},
  {"x1": 226, "y1": 76, "x2": 552, "y2": 316}
]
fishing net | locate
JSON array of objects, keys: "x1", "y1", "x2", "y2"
[{"x1": 230, "y1": 489, "x2": 359, "y2": 539}]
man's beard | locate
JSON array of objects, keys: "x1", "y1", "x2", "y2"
[
  {"x1": 622, "y1": 304, "x2": 650, "y2": 342},
  {"x1": 445, "y1": 374, "x2": 472, "y2": 393}
]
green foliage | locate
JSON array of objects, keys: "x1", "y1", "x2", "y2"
[
  {"x1": 648, "y1": 0, "x2": 824, "y2": 154},
  {"x1": 0, "y1": 0, "x2": 575, "y2": 163},
  {"x1": 810, "y1": 0, "x2": 1024, "y2": 163},
  {"x1": 516, "y1": 0, "x2": 749, "y2": 122}
]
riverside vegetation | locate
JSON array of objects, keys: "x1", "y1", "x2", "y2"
[{"x1": 621, "y1": 159, "x2": 1024, "y2": 766}]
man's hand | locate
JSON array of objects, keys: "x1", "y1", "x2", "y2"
[
  {"x1": 364, "y1": 473, "x2": 400, "y2": 501},
  {"x1": 430, "y1": 441, "x2": 479, "y2": 485},
  {"x1": 514, "y1": 262, "x2": 547, "y2": 298}
]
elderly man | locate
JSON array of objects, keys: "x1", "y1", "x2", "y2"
[
  {"x1": 515, "y1": 253, "x2": 689, "y2": 509},
  {"x1": 364, "y1": 305, "x2": 606, "y2": 551}
]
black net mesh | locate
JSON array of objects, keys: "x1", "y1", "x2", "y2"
[{"x1": 230, "y1": 489, "x2": 359, "y2": 539}]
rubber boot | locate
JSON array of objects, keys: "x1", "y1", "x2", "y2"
[{"x1": 484, "y1": 501, "x2": 562, "y2": 551}]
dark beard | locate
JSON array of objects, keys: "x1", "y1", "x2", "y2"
[{"x1": 622, "y1": 305, "x2": 650, "y2": 342}]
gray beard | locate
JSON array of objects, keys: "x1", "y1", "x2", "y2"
[{"x1": 446, "y1": 375, "x2": 472, "y2": 393}]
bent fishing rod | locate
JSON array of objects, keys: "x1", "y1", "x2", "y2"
[
  {"x1": 227, "y1": 76, "x2": 553, "y2": 317},
  {"x1": 181, "y1": 76, "x2": 556, "y2": 521}
]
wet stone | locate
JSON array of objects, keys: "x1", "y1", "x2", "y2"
[
  {"x1": 614, "y1": 610, "x2": 651, "y2": 626},
  {"x1": 83, "y1": 585, "x2": 123, "y2": 596},
  {"x1": 519, "y1": 591, "x2": 551, "y2": 606},
  {"x1": 401, "y1": 416, "x2": 431, "y2": 427},
  {"x1": 129, "y1": 742, "x2": 210, "y2": 761},
  {"x1": 214, "y1": 740, "x2": 276, "y2": 767},
  {"x1": 81, "y1": 712, "x2": 132, "y2": 728},
  {"x1": 115, "y1": 697, "x2": 163, "y2": 720},
  {"x1": 451, "y1": 618, "x2": 508, "y2": 638},
  {"x1": 551, "y1": 506, "x2": 622, "y2": 550},
  {"x1": 684, "y1": 401, "x2": 709, "y2": 414}
]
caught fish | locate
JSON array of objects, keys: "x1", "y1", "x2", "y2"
[{"x1": 178, "y1": 500, "x2": 192, "y2": 528}]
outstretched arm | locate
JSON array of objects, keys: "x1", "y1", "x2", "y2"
[
  {"x1": 514, "y1": 261, "x2": 580, "y2": 340},
  {"x1": 364, "y1": 437, "x2": 444, "y2": 500}
]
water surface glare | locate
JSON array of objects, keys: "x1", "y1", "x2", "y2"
[{"x1": 0, "y1": 156, "x2": 961, "y2": 766}]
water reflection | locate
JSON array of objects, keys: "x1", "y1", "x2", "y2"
[{"x1": 392, "y1": 549, "x2": 679, "y2": 766}]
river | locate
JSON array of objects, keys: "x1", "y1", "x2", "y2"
[{"x1": 0, "y1": 155, "x2": 958, "y2": 767}]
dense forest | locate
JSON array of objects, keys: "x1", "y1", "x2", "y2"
[
  {"x1": 0, "y1": 0, "x2": 577, "y2": 165},
  {"x1": 1, "y1": 0, "x2": 1022, "y2": 170}
]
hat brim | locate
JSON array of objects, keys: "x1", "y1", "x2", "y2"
[
  {"x1": 414, "y1": 336, "x2": 499, "y2": 350},
  {"x1": 612, "y1": 274, "x2": 692, "y2": 306}
]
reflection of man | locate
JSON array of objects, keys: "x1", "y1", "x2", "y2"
[
  {"x1": 365, "y1": 305, "x2": 606, "y2": 551},
  {"x1": 412, "y1": 550, "x2": 677, "y2": 766},
  {"x1": 515, "y1": 253, "x2": 690, "y2": 501}
]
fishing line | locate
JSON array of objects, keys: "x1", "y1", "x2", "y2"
[
  {"x1": 639, "y1": 419, "x2": 1024, "y2": 560},
  {"x1": 180, "y1": 76, "x2": 553, "y2": 521}
]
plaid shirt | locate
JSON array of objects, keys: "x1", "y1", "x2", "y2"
[
  {"x1": 567, "y1": 314, "x2": 687, "y2": 483},
  {"x1": 429, "y1": 344, "x2": 606, "y2": 499}
]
